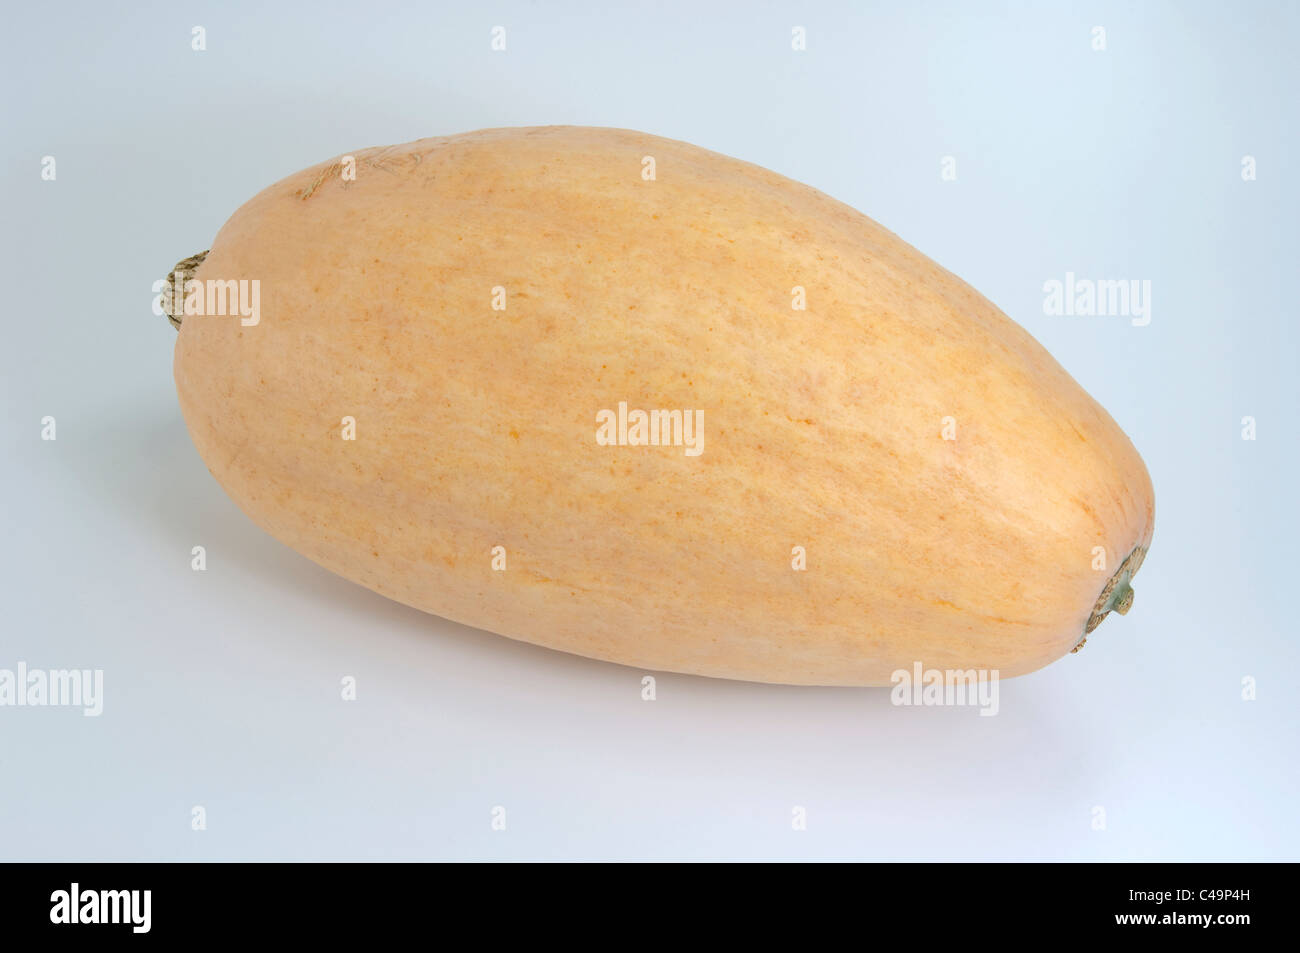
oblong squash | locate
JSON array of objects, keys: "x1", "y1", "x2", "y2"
[{"x1": 171, "y1": 125, "x2": 1154, "y2": 686}]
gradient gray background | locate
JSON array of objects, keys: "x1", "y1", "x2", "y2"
[{"x1": 2, "y1": 0, "x2": 1296, "y2": 860}]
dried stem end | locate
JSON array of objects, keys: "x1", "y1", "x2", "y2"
[
  {"x1": 1073, "y1": 545, "x2": 1148, "y2": 653},
  {"x1": 162, "y1": 250, "x2": 210, "y2": 330}
]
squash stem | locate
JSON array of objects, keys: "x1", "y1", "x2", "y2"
[
  {"x1": 1074, "y1": 545, "x2": 1147, "y2": 652},
  {"x1": 161, "y1": 250, "x2": 209, "y2": 331},
  {"x1": 1111, "y1": 581, "x2": 1135, "y2": 616}
]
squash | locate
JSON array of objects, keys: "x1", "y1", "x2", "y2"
[{"x1": 168, "y1": 125, "x2": 1153, "y2": 686}]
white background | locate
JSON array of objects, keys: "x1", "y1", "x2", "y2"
[{"x1": 2, "y1": 0, "x2": 1296, "y2": 860}]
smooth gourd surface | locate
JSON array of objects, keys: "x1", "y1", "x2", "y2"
[{"x1": 174, "y1": 126, "x2": 1154, "y2": 686}]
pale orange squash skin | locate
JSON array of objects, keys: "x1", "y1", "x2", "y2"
[{"x1": 173, "y1": 126, "x2": 1154, "y2": 686}]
